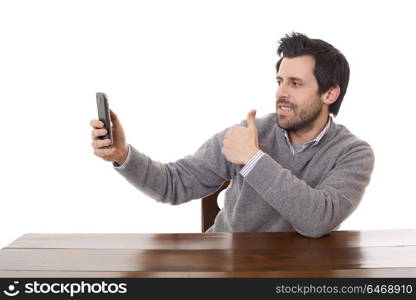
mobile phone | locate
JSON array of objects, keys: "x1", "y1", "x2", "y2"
[{"x1": 96, "y1": 92, "x2": 113, "y2": 143}]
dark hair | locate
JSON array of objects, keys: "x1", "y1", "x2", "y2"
[{"x1": 275, "y1": 32, "x2": 350, "y2": 116}]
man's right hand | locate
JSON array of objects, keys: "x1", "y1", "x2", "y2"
[{"x1": 90, "y1": 109, "x2": 129, "y2": 165}]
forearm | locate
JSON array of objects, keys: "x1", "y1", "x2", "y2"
[
  {"x1": 114, "y1": 142, "x2": 232, "y2": 205},
  {"x1": 114, "y1": 145, "x2": 176, "y2": 203},
  {"x1": 243, "y1": 152, "x2": 373, "y2": 238}
]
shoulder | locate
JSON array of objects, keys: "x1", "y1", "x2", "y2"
[{"x1": 330, "y1": 122, "x2": 375, "y2": 165}]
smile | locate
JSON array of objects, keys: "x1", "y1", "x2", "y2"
[
  {"x1": 279, "y1": 106, "x2": 291, "y2": 111},
  {"x1": 278, "y1": 104, "x2": 293, "y2": 114}
]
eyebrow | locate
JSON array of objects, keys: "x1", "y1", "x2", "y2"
[{"x1": 276, "y1": 76, "x2": 304, "y2": 82}]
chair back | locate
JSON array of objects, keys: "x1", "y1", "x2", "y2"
[{"x1": 201, "y1": 181, "x2": 230, "y2": 232}]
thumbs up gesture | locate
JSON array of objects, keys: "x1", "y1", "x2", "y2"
[{"x1": 222, "y1": 109, "x2": 260, "y2": 165}]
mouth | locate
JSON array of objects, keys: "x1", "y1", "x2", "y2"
[{"x1": 277, "y1": 103, "x2": 293, "y2": 115}]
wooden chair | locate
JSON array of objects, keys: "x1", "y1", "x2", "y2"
[{"x1": 201, "y1": 181, "x2": 230, "y2": 232}]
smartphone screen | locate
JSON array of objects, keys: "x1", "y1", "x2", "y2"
[{"x1": 96, "y1": 92, "x2": 113, "y2": 143}]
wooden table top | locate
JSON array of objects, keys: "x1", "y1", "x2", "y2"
[{"x1": 1, "y1": 229, "x2": 416, "y2": 277}]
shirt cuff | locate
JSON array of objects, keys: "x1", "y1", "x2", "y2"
[
  {"x1": 239, "y1": 150, "x2": 265, "y2": 177},
  {"x1": 113, "y1": 144, "x2": 132, "y2": 169}
]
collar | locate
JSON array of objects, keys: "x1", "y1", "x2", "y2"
[{"x1": 281, "y1": 116, "x2": 332, "y2": 147}]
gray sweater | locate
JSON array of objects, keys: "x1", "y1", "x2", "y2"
[{"x1": 115, "y1": 113, "x2": 375, "y2": 237}]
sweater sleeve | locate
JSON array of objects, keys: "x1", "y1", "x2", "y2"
[
  {"x1": 114, "y1": 128, "x2": 233, "y2": 205},
  {"x1": 243, "y1": 142, "x2": 375, "y2": 238}
]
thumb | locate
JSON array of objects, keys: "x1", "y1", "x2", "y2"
[
  {"x1": 109, "y1": 109, "x2": 121, "y2": 127},
  {"x1": 246, "y1": 109, "x2": 257, "y2": 130}
]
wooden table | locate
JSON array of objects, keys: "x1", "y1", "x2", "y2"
[{"x1": 0, "y1": 230, "x2": 415, "y2": 277}]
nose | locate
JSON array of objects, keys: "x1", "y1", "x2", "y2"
[{"x1": 276, "y1": 84, "x2": 289, "y2": 100}]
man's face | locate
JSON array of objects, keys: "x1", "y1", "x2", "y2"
[{"x1": 276, "y1": 55, "x2": 324, "y2": 131}]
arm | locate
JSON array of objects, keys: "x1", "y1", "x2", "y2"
[
  {"x1": 91, "y1": 110, "x2": 234, "y2": 205},
  {"x1": 243, "y1": 143, "x2": 375, "y2": 238},
  {"x1": 114, "y1": 128, "x2": 234, "y2": 205}
]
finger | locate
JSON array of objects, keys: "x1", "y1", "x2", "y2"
[
  {"x1": 92, "y1": 128, "x2": 108, "y2": 139},
  {"x1": 94, "y1": 147, "x2": 115, "y2": 158},
  {"x1": 92, "y1": 139, "x2": 112, "y2": 149},
  {"x1": 90, "y1": 120, "x2": 104, "y2": 129},
  {"x1": 246, "y1": 109, "x2": 257, "y2": 130}
]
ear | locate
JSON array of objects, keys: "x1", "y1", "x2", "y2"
[{"x1": 321, "y1": 85, "x2": 340, "y2": 105}]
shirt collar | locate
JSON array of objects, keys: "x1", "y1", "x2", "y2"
[{"x1": 281, "y1": 116, "x2": 332, "y2": 147}]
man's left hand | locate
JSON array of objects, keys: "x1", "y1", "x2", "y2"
[{"x1": 222, "y1": 109, "x2": 260, "y2": 165}]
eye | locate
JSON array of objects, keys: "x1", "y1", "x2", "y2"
[
  {"x1": 292, "y1": 81, "x2": 300, "y2": 87},
  {"x1": 276, "y1": 80, "x2": 281, "y2": 86}
]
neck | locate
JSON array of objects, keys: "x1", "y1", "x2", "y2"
[{"x1": 289, "y1": 111, "x2": 329, "y2": 145}]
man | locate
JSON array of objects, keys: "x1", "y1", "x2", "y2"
[{"x1": 90, "y1": 32, "x2": 374, "y2": 237}]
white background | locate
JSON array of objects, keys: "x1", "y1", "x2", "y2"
[{"x1": 0, "y1": 0, "x2": 415, "y2": 247}]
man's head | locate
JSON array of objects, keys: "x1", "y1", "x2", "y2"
[{"x1": 275, "y1": 32, "x2": 349, "y2": 131}]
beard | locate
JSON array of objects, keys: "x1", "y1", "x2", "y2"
[{"x1": 276, "y1": 97, "x2": 323, "y2": 132}]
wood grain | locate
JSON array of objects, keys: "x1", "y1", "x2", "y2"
[{"x1": 1, "y1": 230, "x2": 415, "y2": 278}]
